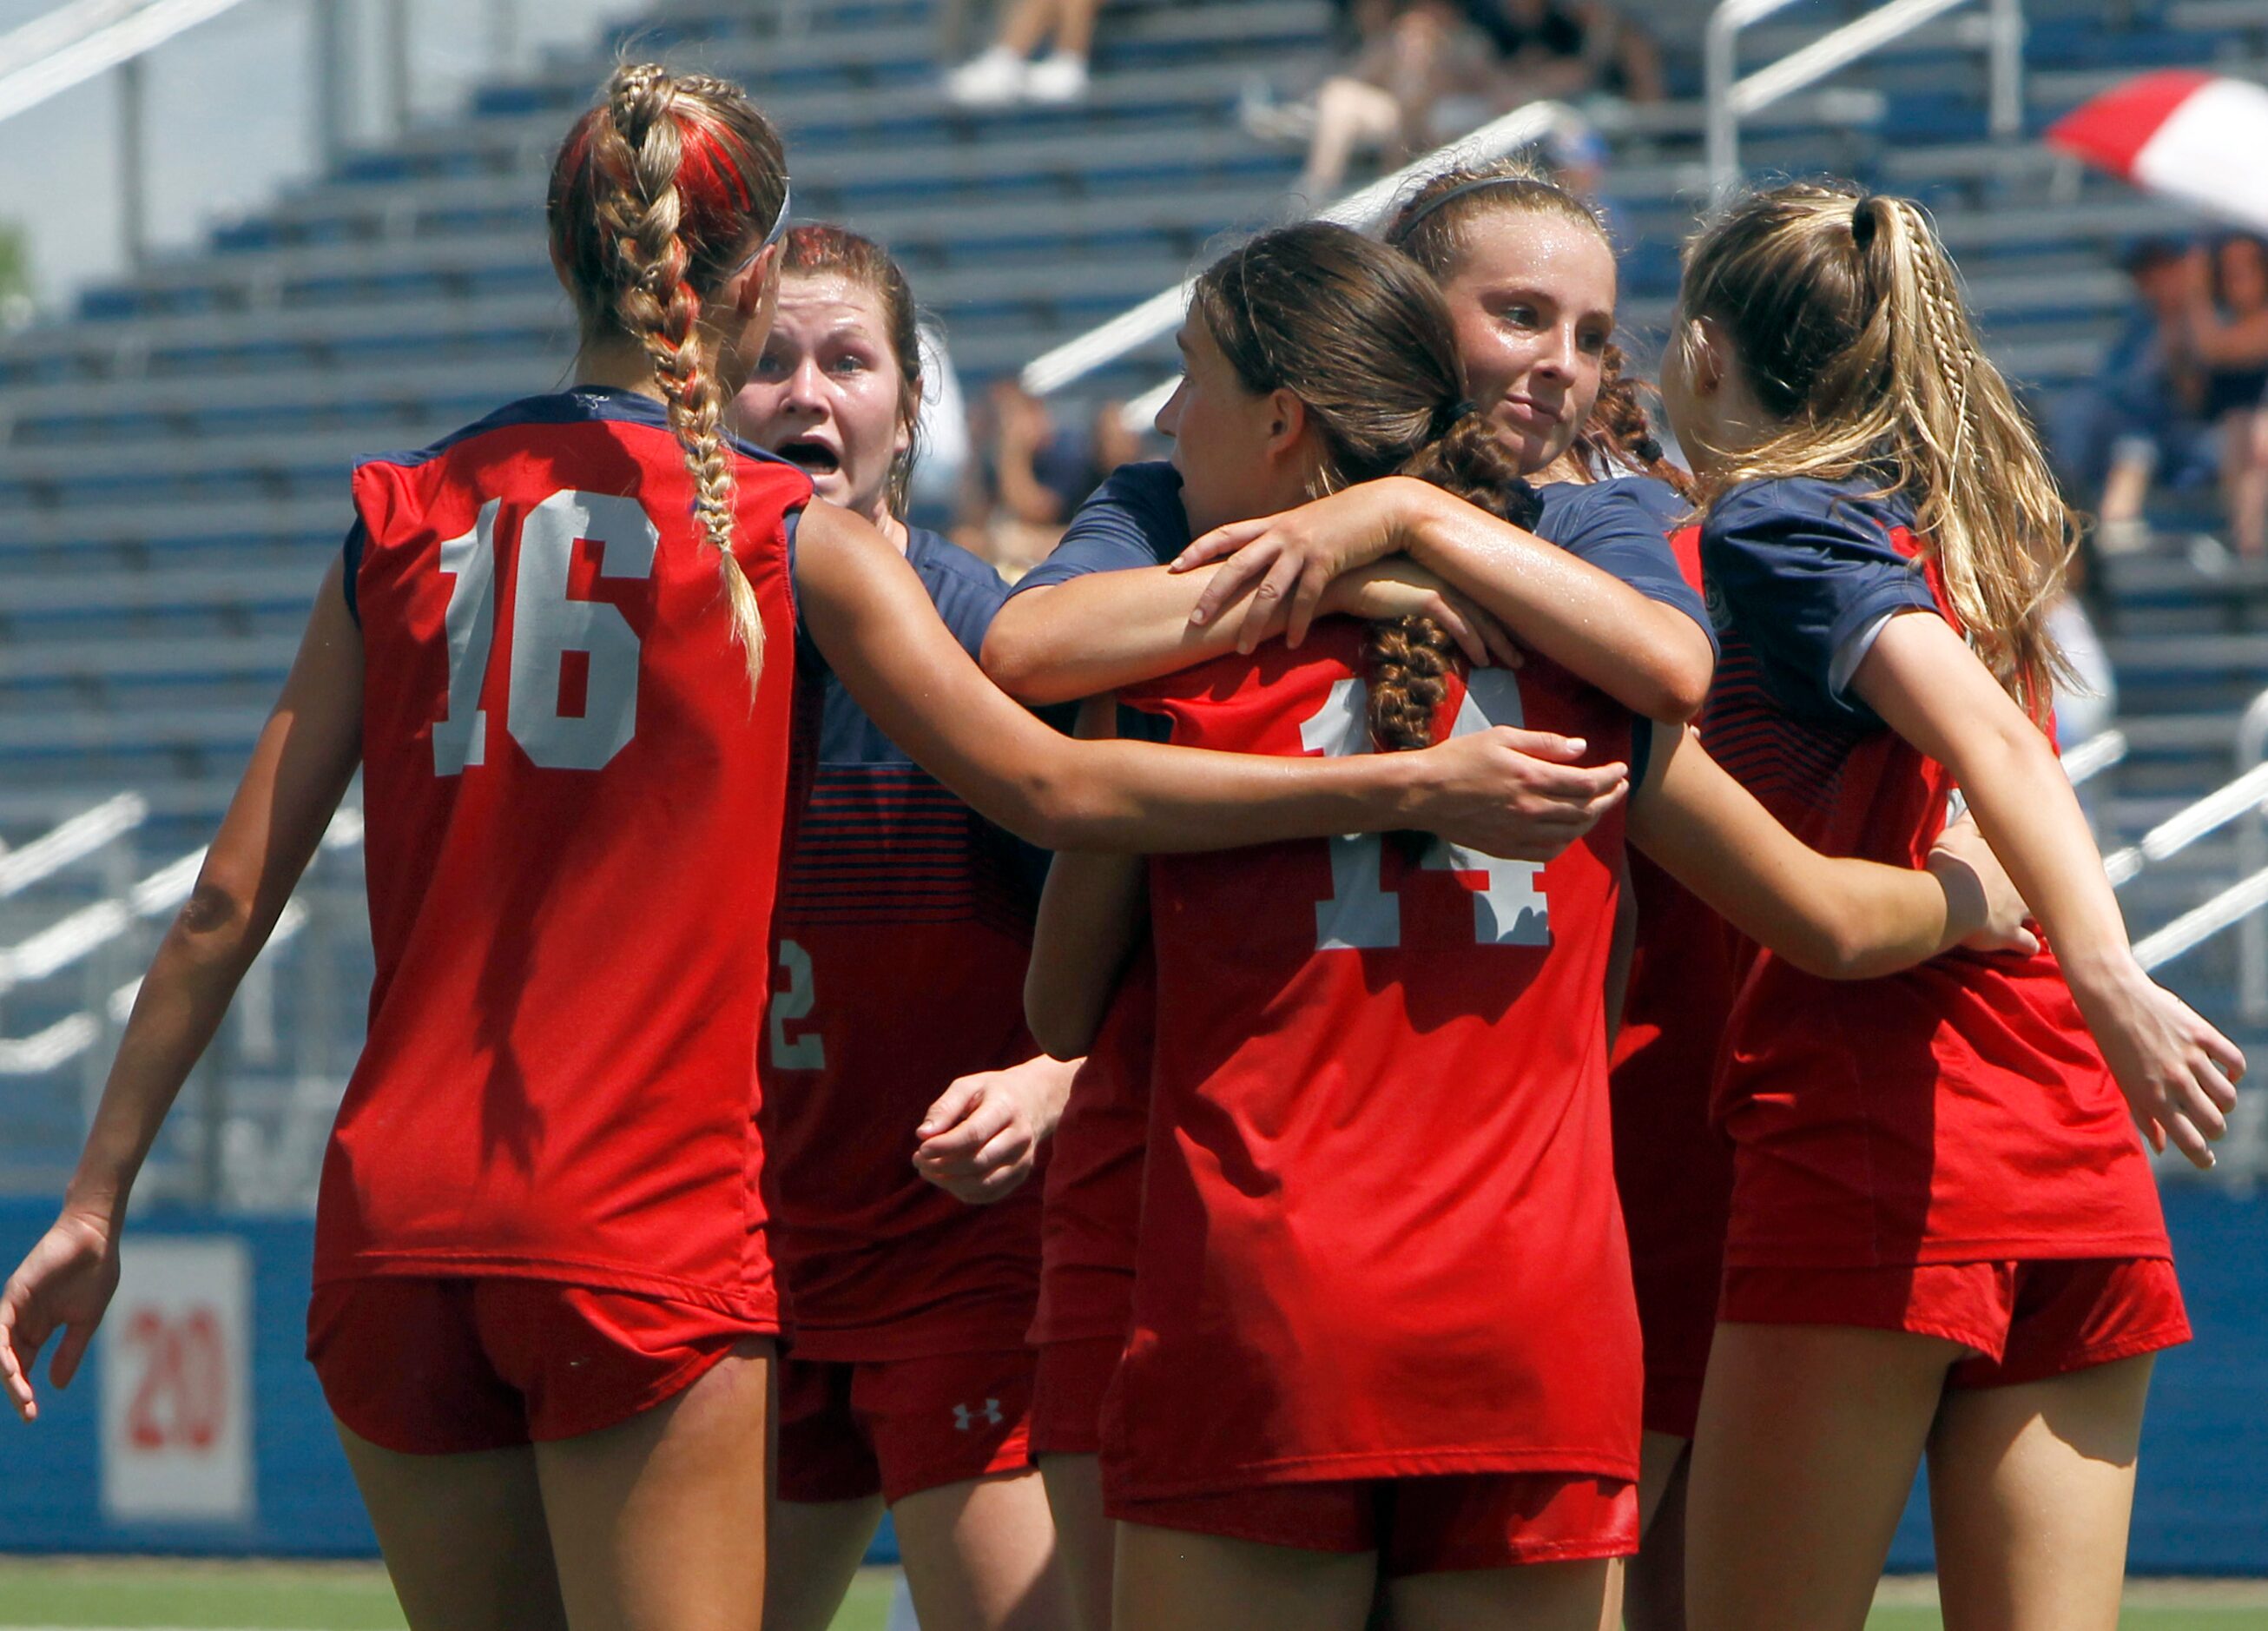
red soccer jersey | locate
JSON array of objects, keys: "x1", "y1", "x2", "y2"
[
  {"x1": 762, "y1": 531, "x2": 1048, "y2": 1360},
  {"x1": 1609, "y1": 523, "x2": 1742, "y2": 1403},
  {"x1": 1030, "y1": 949, "x2": 1156, "y2": 1348},
  {"x1": 1104, "y1": 623, "x2": 1644, "y2": 1502},
  {"x1": 314, "y1": 388, "x2": 812, "y2": 1323},
  {"x1": 1700, "y1": 477, "x2": 2169, "y2": 1268}
]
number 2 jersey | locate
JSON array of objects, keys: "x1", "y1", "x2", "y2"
[
  {"x1": 316, "y1": 387, "x2": 812, "y2": 1324},
  {"x1": 761, "y1": 527, "x2": 1051, "y2": 1361},
  {"x1": 1104, "y1": 626, "x2": 1645, "y2": 1501}
]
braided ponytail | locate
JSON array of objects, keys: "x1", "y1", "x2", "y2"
[
  {"x1": 1678, "y1": 182, "x2": 2074, "y2": 713},
  {"x1": 549, "y1": 63, "x2": 790, "y2": 691},
  {"x1": 1191, "y1": 225, "x2": 1550, "y2": 754},
  {"x1": 1368, "y1": 411, "x2": 1543, "y2": 749}
]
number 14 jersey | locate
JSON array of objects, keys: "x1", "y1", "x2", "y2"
[
  {"x1": 316, "y1": 389, "x2": 812, "y2": 1323},
  {"x1": 1106, "y1": 626, "x2": 1644, "y2": 1501}
]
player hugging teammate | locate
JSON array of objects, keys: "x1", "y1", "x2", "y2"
[{"x1": 0, "y1": 58, "x2": 2247, "y2": 1631}]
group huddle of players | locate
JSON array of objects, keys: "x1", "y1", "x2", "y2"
[{"x1": 0, "y1": 56, "x2": 2249, "y2": 1631}]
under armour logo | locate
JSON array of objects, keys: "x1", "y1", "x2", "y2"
[{"x1": 953, "y1": 1398, "x2": 1005, "y2": 1432}]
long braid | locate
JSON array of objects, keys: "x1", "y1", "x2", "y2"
[
  {"x1": 595, "y1": 66, "x2": 766, "y2": 689},
  {"x1": 551, "y1": 64, "x2": 788, "y2": 693}
]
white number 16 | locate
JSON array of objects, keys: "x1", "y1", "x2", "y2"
[{"x1": 432, "y1": 489, "x2": 659, "y2": 776}]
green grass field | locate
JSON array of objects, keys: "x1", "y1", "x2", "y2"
[{"x1": 0, "y1": 1559, "x2": 2264, "y2": 1628}]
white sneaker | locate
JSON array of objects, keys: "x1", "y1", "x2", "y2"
[
  {"x1": 946, "y1": 45, "x2": 1027, "y2": 106},
  {"x1": 1024, "y1": 51, "x2": 1090, "y2": 104}
]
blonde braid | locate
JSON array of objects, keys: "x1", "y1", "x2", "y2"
[{"x1": 597, "y1": 64, "x2": 767, "y2": 690}]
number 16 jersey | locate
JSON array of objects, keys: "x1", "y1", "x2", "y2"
[
  {"x1": 315, "y1": 388, "x2": 813, "y2": 1324},
  {"x1": 1105, "y1": 625, "x2": 1644, "y2": 1502}
]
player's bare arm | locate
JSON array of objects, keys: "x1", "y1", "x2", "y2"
[
  {"x1": 1625, "y1": 719, "x2": 2034, "y2": 981},
  {"x1": 982, "y1": 560, "x2": 1512, "y2": 705},
  {"x1": 1856, "y1": 611, "x2": 2245, "y2": 1167},
  {"x1": 1171, "y1": 476, "x2": 1714, "y2": 719},
  {"x1": 794, "y1": 499, "x2": 1630, "y2": 859},
  {"x1": 0, "y1": 562, "x2": 362, "y2": 1422},
  {"x1": 1022, "y1": 698, "x2": 1149, "y2": 1060}
]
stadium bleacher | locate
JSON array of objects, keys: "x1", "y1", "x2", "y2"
[{"x1": 6, "y1": 0, "x2": 2268, "y2": 1179}]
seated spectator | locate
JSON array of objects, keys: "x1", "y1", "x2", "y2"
[
  {"x1": 2186, "y1": 234, "x2": 2268, "y2": 557},
  {"x1": 1462, "y1": 0, "x2": 1663, "y2": 107},
  {"x1": 2050, "y1": 237, "x2": 2215, "y2": 552},
  {"x1": 1287, "y1": 0, "x2": 1658, "y2": 199},
  {"x1": 953, "y1": 382, "x2": 1145, "y2": 578},
  {"x1": 946, "y1": 0, "x2": 1104, "y2": 106}
]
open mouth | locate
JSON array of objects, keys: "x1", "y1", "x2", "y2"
[{"x1": 779, "y1": 438, "x2": 842, "y2": 476}]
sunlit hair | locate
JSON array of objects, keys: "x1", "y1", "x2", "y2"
[
  {"x1": 1386, "y1": 155, "x2": 1690, "y2": 497},
  {"x1": 779, "y1": 223, "x2": 926, "y2": 515},
  {"x1": 1675, "y1": 181, "x2": 2074, "y2": 712},
  {"x1": 547, "y1": 63, "x2": 788, "y2": 690},
  {"x1": 1191, "y1": 221, "x2": 1542, "y2": 752}
]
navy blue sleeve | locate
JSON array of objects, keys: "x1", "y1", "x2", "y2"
[
  {"x1": 1535, "y1": 480, "x2": 1714, "y2": 655},
  {"x1": 1700, "y1": 478, "x2": 1941, "y2": 726},
  {"x1": 341, "y1": 520, "x2": 366, "y2": 627},
  {"x1": 784, "y1": 505, "x2": 830, "y2": 678},
  {"x1": 1008, "y1": 461, "x2": 1190, "y2": 597},
  {"x1": 906, "y1": 526, "x2": 1012, "y2": 660}
]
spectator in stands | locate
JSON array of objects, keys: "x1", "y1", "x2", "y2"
[
  {"x1": 1461, "y1": 0, "x2": 1664, "y2": 107},
  {"x1": 956, "y1": 382, "x2": 1144, "y2": 578},
  {"x1": 946, "y1": 0, "x2": 1106, "y2": 106},
  {"x1": 2053, "y1": 237, "x2": 2213, "y2": 553},
  {"x1": 2185, "y1": 233, "x2": 2268, "y2": 558},
  {"x1": 1289, "y1": 0, "x2": 1660, "y2": 199}
]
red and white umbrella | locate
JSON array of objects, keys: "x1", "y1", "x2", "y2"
[{"x1": 2046, "y1": 69, "x2": 2268, "y2": 234}]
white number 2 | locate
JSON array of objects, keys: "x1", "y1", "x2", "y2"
[
  {"x1": 431, "y1": 489, "x2": 660, "y2": 775},
  {"x1": 1297, "y1": 669, "x2": 1550, "y2": 952},
  {"x1": 769, "y1": 941, "x2": 827, "y2": 1070}
]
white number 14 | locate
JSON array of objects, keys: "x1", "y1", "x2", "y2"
[{"x1": 1297, "y1": 669, "x2": 1551, "y2": 952}]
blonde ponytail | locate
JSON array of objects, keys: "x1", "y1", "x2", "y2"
[{"x1": 1678, "y1": 183, "x2": 2074, "y2": 715}]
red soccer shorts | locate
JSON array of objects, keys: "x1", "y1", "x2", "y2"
[
  {"x1": 307, "y1": 1277, "x2": 767, "y2": 1456},
  {"x1": 1719, "y1": 1257, "x2": 2190, "y2": 1386},
  {"x1": 1113, "y1": 1474, "x2": 1638, "y2": 1575},
  {"x1": 1028, "y1": 1334, "x2": 1124, "y2": 1459},
  {"x1": 775, "y1": 1348, "x2": 1037, "y2": 1506}
]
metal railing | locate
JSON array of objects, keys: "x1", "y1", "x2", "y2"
[
  {"x1": 9, "y1": 714, "x2": 2268, "y2": 1199},
  {"x1": 1019, "y1": 99, "x2": 1579, "y2": 410},
  {"x1": 1705, "y1": 0, "x2": 2025, "y2": 192},
  {"x1": 0, "y1": 796, "x2": 367, "y2": 1207}
]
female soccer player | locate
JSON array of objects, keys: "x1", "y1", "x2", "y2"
[
  {"x1": 1376, "y1": 179, "x2": 1724, "y2": 1607},
  {"x1": 1026, "y1": 221, "x2": 2032, "y2": 1631},
  {"x1": 1655, "y1": 182, "x2": 2242, "y2": 1631},
  {"x1": 0, "y1": 68, "x2": 1632, "y2": 1631},
  {"x1": 731, "y1": 223, "x2": 1070, "y2": 1631},
  {"x1": 984, "y1": 159, "x2": 1715, "y2": 1622}
]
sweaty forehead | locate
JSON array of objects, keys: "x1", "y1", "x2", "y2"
[
  {"x1": 1447, "y1": 211, "x2": 1617, "y2": 313},
  {"x1": 774, "y1": 274, "x2": 893, "y2": 336}
]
